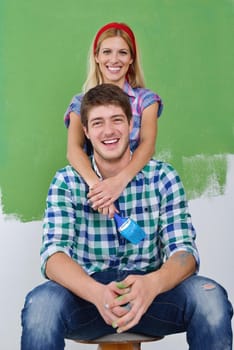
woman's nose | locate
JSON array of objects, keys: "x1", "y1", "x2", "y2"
[{"x1": 109, "y1": 52, "x2": 118, "y2": 63}]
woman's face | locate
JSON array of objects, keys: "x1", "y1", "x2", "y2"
[{"x1": 95, "y1": 36, "x2": 133, "y2": 88}]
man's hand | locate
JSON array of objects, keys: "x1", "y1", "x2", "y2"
[
  {"x1": 94, "y1": 281, "x2": 133, "y2": 326},
  {"x1": 105, "y1": 274, "x2": 158, "y2": 333}
]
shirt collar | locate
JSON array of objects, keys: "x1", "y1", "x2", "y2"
[
  {"x1": 123, "y1": 80, "x2": 136, "y2": 99},
  {"x1": 91, "y1": 152, "x2": 143, "y2": 182},
  {"x1": 91, "y1": 156, "x2": 103, "y2": 180}
]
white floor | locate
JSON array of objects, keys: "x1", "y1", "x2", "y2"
[{"x1": 1, "y1": 155, "x2": 233, "y2": 350}]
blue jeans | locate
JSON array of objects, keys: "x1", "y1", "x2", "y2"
[{"x1": 21, "y1": 271, "x2": 233, "y2": 350}]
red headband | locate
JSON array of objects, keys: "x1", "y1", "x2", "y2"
[{"x1": 93, "y1": 22, "x2": 136, "y2": 57}]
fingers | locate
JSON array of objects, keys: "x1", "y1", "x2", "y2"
[
  {"x1": 103, "y1": 301, "x2": 132, "y2": 327},
  {"x1": 109, "y1": 277, "x2": 147, "y2": 332},
  {"x1": 96, "y1": 206, "x2": 113, "y2": 217},
  {"x1": 107, "y1": 205, "x2": 118, "y2": 219},
  {"x1": 104, "y1": 281, "x2": 132, "y2": 314},
  {"x1": 112, "y1": 303, "x2": 143, "y2": 333},
  {"x1": 112, "y1": 305, "x2": 129, "y2": 317},
  {"x1": 90, "y1": 195, "x2": 112, "y2": 209},
  {"x1": 102, "y1": 309, "x2": 116, "y2": 326},
  {"x1": 103, "y1": 277, "x2": 151, "y2": 333},
  {"x1": 89, "y1": 201, "x2": 117, "y2": 219},
  {"x1": 102, "y1": 302, "x2": 129, "y2": 326},
  {"x1": 88, "y1": 189, "x2": 112, "y2": 210},
  {"x1": 102, "y1": 282, "x2": 142, "y2": 331},
  {"x1": 88, "y1": 182, "x2": 117, "y2": 208},
  {"x1": 110, "y1": 281, "x2": 132, "y2": 298},
  {"x1": 99, "y1": 207, "x2": 109, "y2": 216}
]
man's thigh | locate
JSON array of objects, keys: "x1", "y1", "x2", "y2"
[
  {"x1": 22, "y1": 280, "x2": 112, "y2": 340},
  {"x1": 132, "y1": 275, "x2": 229, "y2": 336}
]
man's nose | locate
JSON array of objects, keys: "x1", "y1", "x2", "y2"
[{"x1": 103, "y1": 122, "x2": 115, "y2": 135}]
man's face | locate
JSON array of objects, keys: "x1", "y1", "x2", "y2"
[{"x1": 83, "y1": 104, "x2": 131, "y2": 163}]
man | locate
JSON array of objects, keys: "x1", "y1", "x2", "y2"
[{"x1": 21, "y1": 84, "x2": 233, "y2": 349}]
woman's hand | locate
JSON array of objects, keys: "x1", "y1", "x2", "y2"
[
  {"x1": 96, "y1": 203, "x2": 117, "y2": 219},
  {"x1": 88, "y1": 175, "x2": 128, "y2": 218}
]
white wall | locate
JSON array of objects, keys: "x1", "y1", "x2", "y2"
[{"x1": 1, "y1": 155, "x2": 233, "y2": 350}]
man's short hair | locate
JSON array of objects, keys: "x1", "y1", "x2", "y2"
[{"x1": 80, "y1": 83, "x2": 132, "y2": 128}]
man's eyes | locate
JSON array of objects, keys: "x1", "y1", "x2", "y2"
[
  {"x1": 113, "y1": 117, "x2": 124, "y2": 123},
  {"x1": 92, "y1": 121, "x2": 102, "y2": 127}
]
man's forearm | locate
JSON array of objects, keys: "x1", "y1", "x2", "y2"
[
  {"x1": 45, "y1": 252, "x2": 103, "y2": 304},
  {"x1": 149, "y1": 251, "x2": 196, "y2": 295}
]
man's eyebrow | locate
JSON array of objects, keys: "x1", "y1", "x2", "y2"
[
  {"x1": 111, "y1": 114, "x2": 125, "y2": 118},
  {"x1": 89, "y1": 114, "x2": 125, "y2": 121},
  {"x1": 89, "y1": 116, "x2": 103, "y2": 122}
]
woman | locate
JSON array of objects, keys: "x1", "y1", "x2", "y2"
[{"x1": 64, "y1": 22, "x2": 163, "y2": 217}]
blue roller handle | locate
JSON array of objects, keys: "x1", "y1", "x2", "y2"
[{"x1": 114, "y1": 213, "x2": 146, "y2": 244}]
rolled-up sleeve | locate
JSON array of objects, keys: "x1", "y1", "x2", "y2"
[
  {"x1": 158, "y1": 163, "x2": 200, "y2": 270},
  {"x1": 140, "y1": 89, "x2": 163, "y2": 118},
  {"x1": 40, "y1": 171, "x2": 77, "y2": 277},
  {"x1": 64, "y1": 94, "x2": 83, "y2": 128}
]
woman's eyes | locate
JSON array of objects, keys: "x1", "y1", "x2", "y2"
[
  {"x1": 102, "y1": 49, "x2": 111, "y2": 54},
  {"x1": 102, "y1": 50, "x2": 128, "y2": 55}
]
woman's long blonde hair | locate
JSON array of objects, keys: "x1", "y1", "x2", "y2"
[{"x1": 82, "y1": 23, "x2": 145, "y2": 92}]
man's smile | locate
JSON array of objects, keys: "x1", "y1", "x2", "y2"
[{"x1": 102, "y1": 138, "x2": 119, "y2": 145}]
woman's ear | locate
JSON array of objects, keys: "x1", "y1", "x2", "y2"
[{"x1": 95, "y1": 54, "x2": 99, "y2": 63}]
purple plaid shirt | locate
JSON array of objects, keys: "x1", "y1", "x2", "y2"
[{"x1": 64, "y1": 81, "x2": 163, "y2": 152}]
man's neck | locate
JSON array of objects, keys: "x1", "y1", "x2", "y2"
[{"x1": 93, "y1": 150, "x2": 131, "y2": 179}]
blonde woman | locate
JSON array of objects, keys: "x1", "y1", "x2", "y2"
[{"x1": 64, "y1": 22, "x2": 163, "y2": 217}]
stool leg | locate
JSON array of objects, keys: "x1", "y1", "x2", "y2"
[
  {"x1": 97, "y1": 343, "x2": 141, "y2": 350},
  {"x1": 133, "y1": 344, "x2": 141, "y2": 350}
]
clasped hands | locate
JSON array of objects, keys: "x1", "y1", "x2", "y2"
[
  {"x1": 97, "y1": 274, "x2": 156, "y2": 334},
  {"x1": 88, "y1": 175, "x2": 128, "y2": 218}
]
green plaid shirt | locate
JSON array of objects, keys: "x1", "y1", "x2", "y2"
[{"x1": 41, "y1": 159, "x2": 199, "y2": 277}]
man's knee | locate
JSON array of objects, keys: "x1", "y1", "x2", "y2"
[
  {"x1": 21, "y1": 281, "x2": 68, "y2": 329},
  {"x1": 183, "y1": 275, "x2": 233, "y2": 324}
]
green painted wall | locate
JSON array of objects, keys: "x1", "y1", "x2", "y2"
[{"x1": 0, "y1": 0, "x2": 233, "y2": 221}]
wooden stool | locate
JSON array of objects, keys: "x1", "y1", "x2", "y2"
[{"x1": 74, "y1": 332, "x2": 163, "y2": 349}]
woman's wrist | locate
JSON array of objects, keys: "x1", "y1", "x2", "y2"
[
  {"x1": 87, "y1": 175, "x2": 101, "y2": 188},
  {"x1": 115, "y1": 170, "x2": 131, "y2": 188}
]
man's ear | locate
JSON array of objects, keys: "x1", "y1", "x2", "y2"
[
  {"x1": 83, "y1": 126, "x2": 90, "y2": 139},
  {"x1": 129, "y1": 118, "x2": 133, "y2": 133}
]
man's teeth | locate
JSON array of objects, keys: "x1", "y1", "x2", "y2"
[{"x1": 103, "y1": 139, "x2": 118, "y2": 144}]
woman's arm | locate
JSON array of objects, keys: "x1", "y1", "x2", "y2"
[
  {"x1": 88, "y1": 102, "x2": 159, "y2": 216},
  {"x1": 66, "y1": 112, "x2": 117, "y2": 215},
  {"x1": 119, "y1": 101, "x2": 159, "y2": 183},
  {"x1": 67, "y1": 112, "x2": 100, "y2": 187}
]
